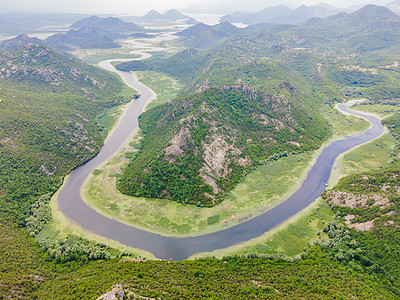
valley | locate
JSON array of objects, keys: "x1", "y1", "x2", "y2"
[
  {"x1": 2, "y1": 2, "x2": 400, "y2": 298},
  {"x1": 55, "y1": 44, "x2": 385, "y2": 259}
]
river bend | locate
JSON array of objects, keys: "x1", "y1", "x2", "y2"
[{"x1": 57, "y1": 60, "x2": 384, "y2": 260}]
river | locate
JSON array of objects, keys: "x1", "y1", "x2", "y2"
[{"x1": 56, "y1": 56, "x2": 384, "y2": 261}]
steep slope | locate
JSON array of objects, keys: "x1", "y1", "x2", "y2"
[
  {"x1": 298, "y1": 5, "x2": 400, "y2": 52},
  {"x1": 176, "y1": 22, "x2": 240, "y2": 49},
  {"x1": 220, "y1": 4, "x2": 339, "y2": 25},
  {"x1": 119, "y1": 82, "x2": 328, "y2": 206},
  {"x1": 0, "y1": 34, "x2": 43, "y2": 51},
  {"x1": 0, "y1": 43, "x2": 128, "y2": 224}
]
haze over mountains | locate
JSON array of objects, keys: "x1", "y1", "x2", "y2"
[
  {"x1": 221, "y1": 4, "x2": 341, "y2": 25},
  {"x1": 125, "y1": 9, "x2": 197, "y2": 24},
  {"x1": 44, "y1": 16, "x2": 149, "y2": 51},
  {"x1": 170, "y1": 4, "x2": 400, "y2": 53}
]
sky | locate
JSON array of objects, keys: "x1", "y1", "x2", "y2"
[{"x1": 0, "y1": 0, "x2": 394, "y2": 14}]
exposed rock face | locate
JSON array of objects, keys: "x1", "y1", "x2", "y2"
[
  {"x1": 97, "y1": 284, "x2": 155, "y2": 300},
  {"x1": 120, "y1": 84, "x2": 324, "y2": 206},
  {"x1": 325, "y1": 181, "x2": 398, "y2": 232}
]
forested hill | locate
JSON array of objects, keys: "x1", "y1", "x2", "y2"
[
  {"x1": 119, "y1": 81, "x2": 328, "y2": 206},
  {"x1": 0, "y1": 43, "x2": 122, "y2": 93},
  {"x1": 0, "y1": 43, "x2": 129, "y2": 225}
]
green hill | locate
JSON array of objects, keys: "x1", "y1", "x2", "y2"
[
  {"x1": 119, "y1": 77, "x2": 328, "y2": 206},
  {"x1": 0, "y1": 43, "x2": 129, "y2": 225}
]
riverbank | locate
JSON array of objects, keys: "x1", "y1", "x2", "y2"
[
  {"x1": 52, "y1": 49, "x2": 387, "y2": 259},
  {"x1": 79, "y1": 97, "x2": 384, "y2": 238}
]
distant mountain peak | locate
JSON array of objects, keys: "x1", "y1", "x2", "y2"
[
  {"x1": 71, "y1": 15, "x2": 143, "y2": 33},
  {"x1": 351, "y1": 4, "x2": 400, "y2": 20},
  {"x1": 144, "y1": 9, "x2": 162, "y2": 17},
  {"x1": 0, "y1": 34, "x2": 43, "y2": 51}
]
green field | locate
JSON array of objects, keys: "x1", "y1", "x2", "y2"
[
  {"x1": 353, "y1": 103, "x2": 400, "y2": 119},
  {"x1": 135, "y1": 71, "x2": 183, "y2": 111},
  {"x1": 332, "y1": 104, "x2": 397, "y2": 181},
  {"x1": 191, "y1": 198, "x2": 334, "y2": 259},
  {"x1": 83, "y1": 148, "x2": 316, "y2": 236},
  {"x1": 320, "y1": 104, "x2": 370, "y2": 137}
]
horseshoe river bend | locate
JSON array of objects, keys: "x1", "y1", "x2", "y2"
[{"x1": 55, "y1": 56, "x2": 385, "y2": 260}]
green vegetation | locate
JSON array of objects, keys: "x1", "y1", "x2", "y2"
[
  {"x1": 332, "y1": 104, "x2": 399, "y2": 178},
  {"x1": 81, "y1": 94, "x2": 373, "y2": 239},
  {"x1": 355, "y1": 103, "x2": 400, "y2": 118},
  {"x1": 340, "y1": 132, "x2": 395, "y2": 175},
  {"x1": 0, "y1": 44, "x2": 137, "y2": 261},
  {"x1": 1, "y1": 220, "x2": 397, "y2": 299},
  {"x1": 194, "y1": 199, "x2": 335, "y2": 259},
  {"x1": 119, "y1": 86, "x2": 329, "y2": 206},
  {"x1": 322, "y1": 161, "x2": 400, "y2": 295},
  {"x1": 135, "y1": 71, "x2": 183, "y2": 110},
  {"x1": 4, "y1": 5, "x2": 400, "y2": 299},
  {"x1": 321, "y1": 104, "x2": 370, "y2": 137},
  {"x1": 83, "y1": 149, "x2": 316, "y2": 236}
]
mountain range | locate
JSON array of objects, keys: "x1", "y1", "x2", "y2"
[
  {"x1": 44, "y1": 16, "x2": 150, "y2": 51},
  {"x1": 220, "y1": 4, "x2": 341, "y2": 25},
  {"x1": 175, "y1": 5, "x2": 400, "y2": 53}
]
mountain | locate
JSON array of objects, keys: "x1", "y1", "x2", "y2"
[
  {"x1": 220, "y1": 5, "x2": 293, "y2": 25},
  {"x1": 175, "y1": 23, "x2": 212, "y2": 37},
  {"x1": 71, "y1": 15, "x2": 143, "y2": 33},
  {"x1": 118, "y1": 84, "x2": 328, "y2": 206},
  {"x1": 0, "y1": 34, "x2": 43, "y2": 51},
  {"x1": 116, "y1": 43, "x2": 330, "y2": 206},
  {"x1": 0, "y1": 42, "x2": 127, "y2": 225},
  {"x1": 175, "y1": 22, "x2": 240, "y2": 49},
  {"x1": 298, "y1": 5, "x2": 400, "y2": 52},
  {"x1": 45, "y1": 27, "x2": 123, "y2": 50},
  {"x1": 349, "y1": 4, "x2": 400, "y2": 24},
  {"x1": 162, "y1": 9, "x2": 191, "y2": 20},
  {"x1": 128, "y1": 9, "x2": 197, "y2": 24},
  {"x1": 278, "y1": 4, "x2": 339, "y2": 25}
]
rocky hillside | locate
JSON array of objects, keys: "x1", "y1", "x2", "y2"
[
  {"x1": 322, "y1": 161, "x2": 400, "y2": 293},
  {"x1": 0, "y1": 43, "x2": 128, "y2": 224},
  {"x1": 119, "y1": 85, "x2": 328, "y2": 207}
]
